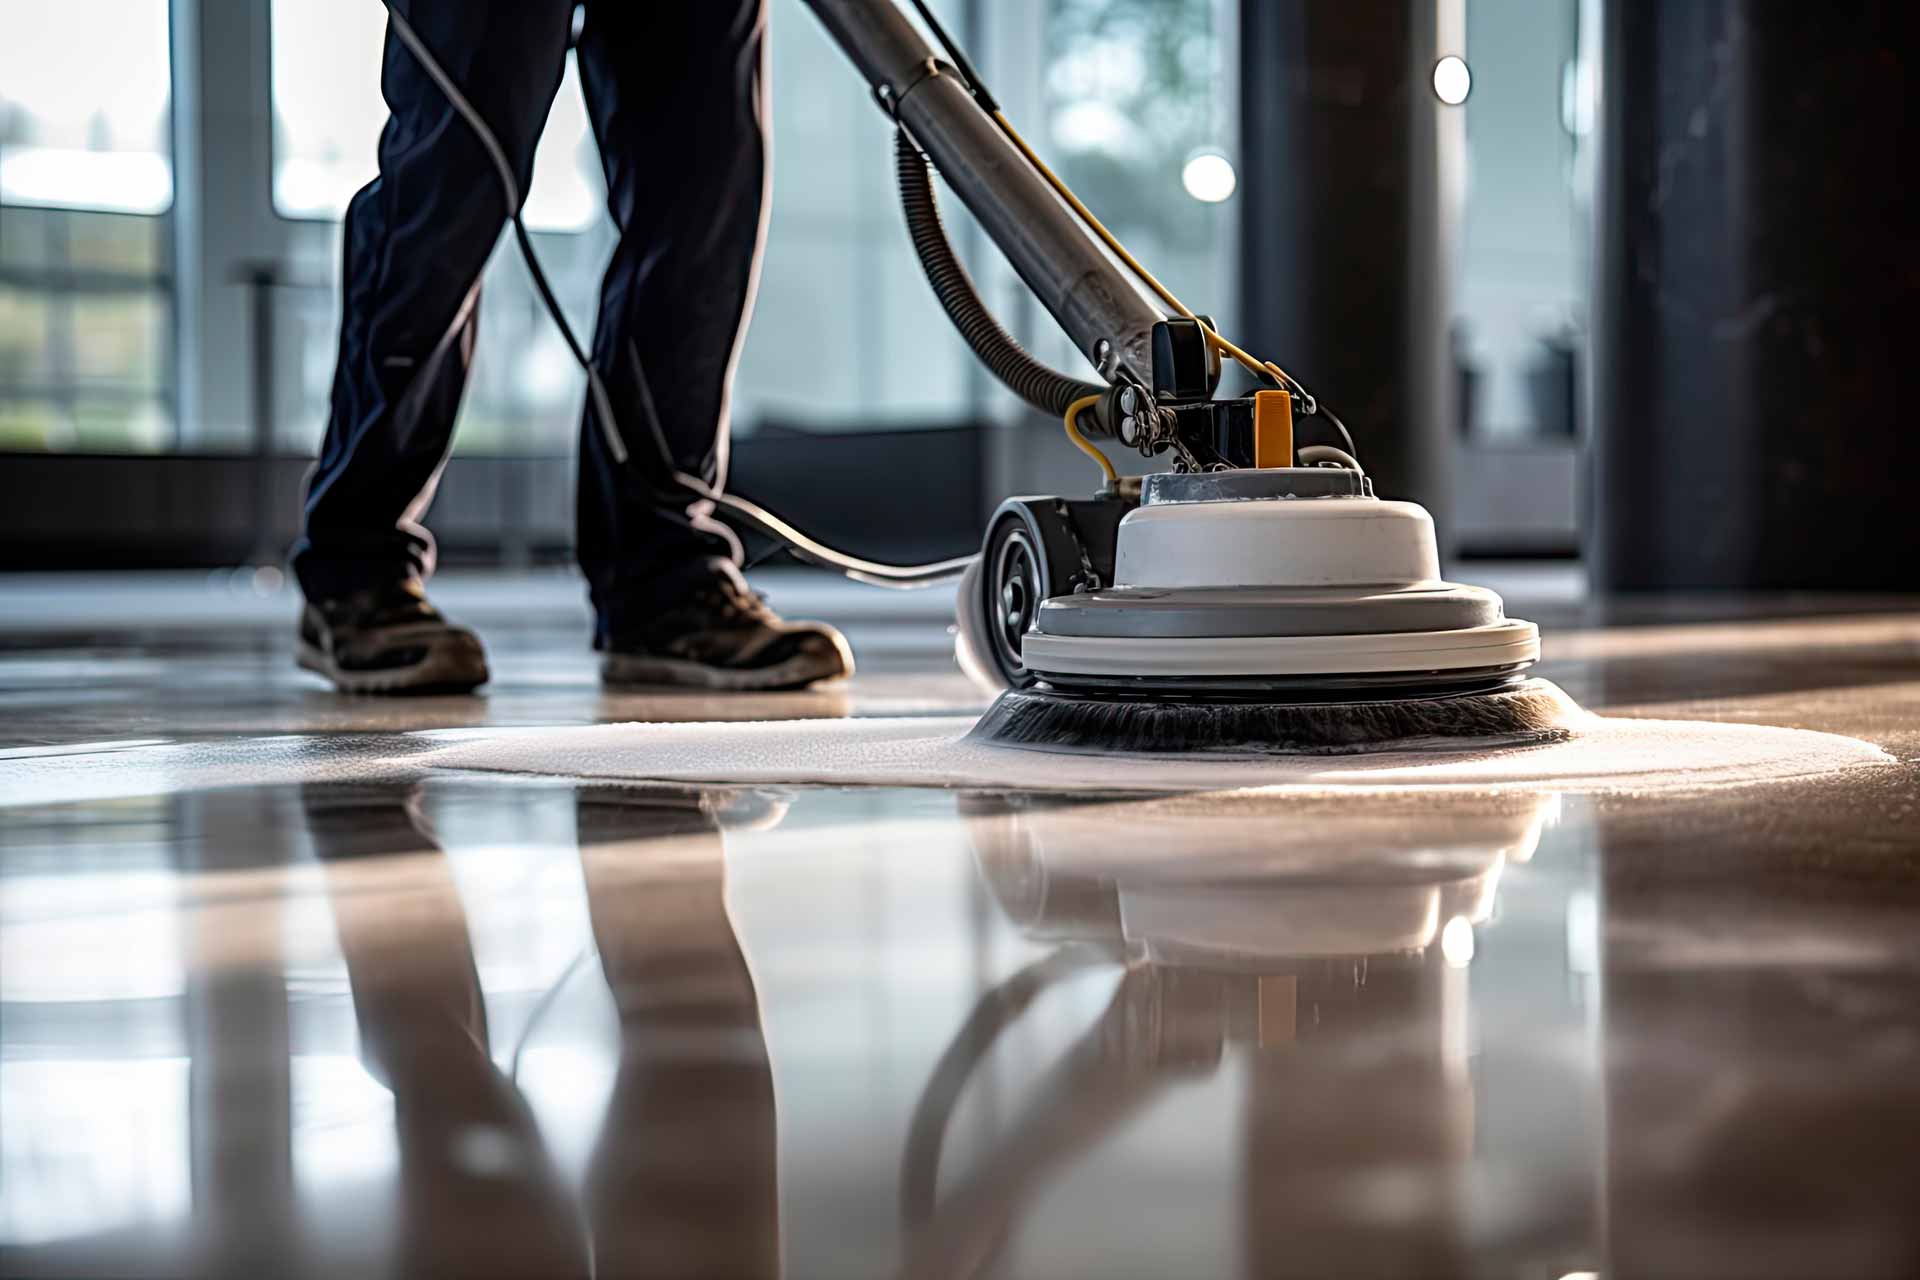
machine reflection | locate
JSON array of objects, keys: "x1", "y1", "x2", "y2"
[{"x1": 899, "y1": 790, "x2": 1556, "y2": 1279}]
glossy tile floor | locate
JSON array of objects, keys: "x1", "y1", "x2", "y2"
[{"x1": 2, "y1": 569, "x2": 1918, "y2": 1279}]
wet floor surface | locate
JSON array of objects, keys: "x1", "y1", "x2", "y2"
[{"x1": 2, "y1": 572, "x2": 1918, "y2": 1279}]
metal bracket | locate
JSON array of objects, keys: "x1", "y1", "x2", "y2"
[
  {"x1": 874, "y1": 57, "x2": 961, "y2": 120},
  {"x1": 1051, "y1": 499, "x2": 1104, "y2": 593},
  {"x1": 1151, "y1": 318, "x2": 1214, "y2": 404}
]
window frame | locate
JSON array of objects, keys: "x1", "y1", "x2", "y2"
[{"x1": 0, "y1": 0, "x2": 182, "y2": 452}]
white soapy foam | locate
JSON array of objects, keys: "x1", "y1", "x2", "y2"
[
  {"x1": 0, "y1": 685, "x2": 1892, "y2": 808},
  {"x1": 419, "y1": 709, "x2": 1893, "y2": 796}
]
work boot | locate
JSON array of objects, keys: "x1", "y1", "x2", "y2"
[
  {"x1": 600, "y1": 569, "x2": 853, "y2": 691},
  {"x1": 297, "y1": 580, "x2": 490, "y2": 695}
]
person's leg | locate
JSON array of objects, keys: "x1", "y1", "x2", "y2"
[
  {"x1": 293, "y1": 0, "x2": 574, "y2": 595},
  {"x1": 573, "y1": 0, "x2": 761, "y2": 632},
  {"x1": 305, "y1": 783, "x2": 588, "y2": 1278},
  {"x1": 290, "y1": 0, "x2": 574, "y2": 693},
  {"x1": 575, "y1": 789, "x2": 779, "y2": 1279},
  {"x1": 571, "y1": 1, "x2": 853, "y2": 690}
]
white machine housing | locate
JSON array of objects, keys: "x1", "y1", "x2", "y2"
[{"x1": 1020, "y1": 493, "x2": 1541, "y2": 680}]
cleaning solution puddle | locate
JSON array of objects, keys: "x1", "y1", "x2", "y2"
[
  {"x1": 0, "y1": 683, "x2": 1893, "y2": 806},
  {"x1": 418, "y1": 682, "x2": 1893, "y2": 796}
]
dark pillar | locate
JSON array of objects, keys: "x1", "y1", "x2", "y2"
[
  {"x1": 1593, "y1": 1, "x2": 1920, "y2": 589},
  {"x1": 1239, "y1": 1, "x2": 1460, "y2": 546}
]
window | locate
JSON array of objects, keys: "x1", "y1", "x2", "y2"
[
  {"x1": 269, "y1": 1, "x2": 610, "y2": 454},
  {"x1": 1043, "y1": 0, "x2": 1239, "y2": 339},
  {"x1": 1453, "y1": 0, "x2": 1588, "y2": 440},
  {"x1": 268, "y1": 1, "x2": 986, "y2": 454},
  {"x1": 268, "y1": 2, "x2": 599, "y2": 231},
  {"x1": 729, "y1": 0, "x2": 978, "y2": 435},
  {"x1": 736, "y1": 0, "x2": 1242, "y2": 435},
  {"x1": 0, "y1": 0, "x2": 175, "y2": 451},
  {"x1": 0, "y1": 0, "x2": 174, "y2": 216}
]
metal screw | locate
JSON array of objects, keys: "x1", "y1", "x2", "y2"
[
  {"x1": 1118, "y1": 385, "x2": 1137, "y2": 414},
  {"x1": 1093, "y1": 339, "x2": 1112, "y2": 368}
]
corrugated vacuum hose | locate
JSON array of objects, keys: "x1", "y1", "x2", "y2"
[{"x1": 895, "y1": 131, "x2": 1107, "y2": 418}]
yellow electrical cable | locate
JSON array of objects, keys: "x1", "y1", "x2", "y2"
[
  {"x1": 1063, "y1": 393, "x2": 1117, "y2": 488},
  {"x1": 991, "y1": 109, "x2": 1300, "y2": 392}
]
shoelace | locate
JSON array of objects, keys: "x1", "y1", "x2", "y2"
[
  {"x1": 700, "y1": 580, "x2": 776, "y2": 626},
  {"x1": 326, "y1": 584, "x2": 440, "y2": 629}
]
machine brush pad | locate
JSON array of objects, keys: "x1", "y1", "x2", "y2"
[{"x1": 967, "y1": 679, "x2": 1582, "y2": 758}]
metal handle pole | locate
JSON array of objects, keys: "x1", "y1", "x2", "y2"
[{"x1": 801, "y1": 0, "x2": 1168, "y2": 389}]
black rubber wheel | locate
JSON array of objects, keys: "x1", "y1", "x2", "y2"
[
  {"x1": 958, "y1": 496, "x2": 1136, "y2": 691},
  {"x1": 975, "y1": 507, "x2": 1052, "y2": 689}
]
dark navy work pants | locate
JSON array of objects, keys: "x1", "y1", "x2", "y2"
[{"x1": 291, "y1": 0, "x2": 765, "y2": 640}]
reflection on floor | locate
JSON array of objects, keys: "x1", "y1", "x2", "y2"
[{"x1": 2, "y1": 570, "x2": 1918, "y2": 1279}]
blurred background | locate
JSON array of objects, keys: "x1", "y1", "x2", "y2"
[
  {"x1": 2, "y1": 9, "x2": 1916, "y2": 1273},
  {"x1": 0, "y1": 0, "x2": 1909, "y2": 586}
]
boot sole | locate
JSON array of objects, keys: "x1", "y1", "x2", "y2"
[
  {"x1": 297, "y1": 635, "x2": 490, "y2": 696},
  {"x1": 601, "y1": 646, "x2": 853, "y2": 692}
]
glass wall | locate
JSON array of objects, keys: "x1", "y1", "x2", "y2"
[
  {"x1": 1453, "y1": 0, "x2": 1589, "y2": 441},
  {"x1": 263, "y1": 0, "x2": 984, "y2": 456},
  {"x1": 0, "y1": 0, "x2": 1243, "y2": 460},
  {"x1": 1041, "y1": 0, "x2": 1238, "y2": 343},
  {"x1": 732, "y1": 0, "x2": 977, "y2": 435},
  {"x1": 268, "y1": 0, "x2": 611, "y2": 456},
  {"x1": 269, "y1": 3, "x2": 600, "y2": 231},
  {"x1": 0, "y1": 0, "x2": 175, "y2": 451}
]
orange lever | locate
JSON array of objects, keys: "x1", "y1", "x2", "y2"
[{"x1": 1254, "y1": 389, "x2": 1294, "y2": 469}]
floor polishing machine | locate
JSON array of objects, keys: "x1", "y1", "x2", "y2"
[{"x1": 388, "y1": 0, "x2": 1551, "y2": 754}]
